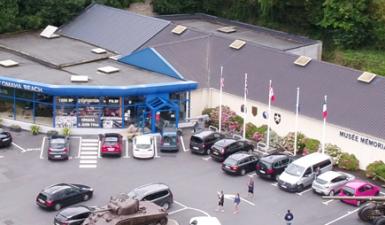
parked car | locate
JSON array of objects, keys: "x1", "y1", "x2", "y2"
[
  {"x1": 256, "y1": 154, "x2": 294, "y2": 180},
  {"x1": 0, "y1": 128, "x2": 12, "y2": 148},
  {"x1": 339, "y1": 180, "x2": 380, "y2": 206},
  {"x1": 54, "y1": 205, "x2": 97, "y2": 225},
  {"x1": 133, "y1": 135, "x2": 155, "y2": 159},
  {"x1": 222, "y1": 152, "x2": 259, "y2": 175},
  {"x1": 210, "y1": 139, "x2": 254, "y2": 162},
  {"x1": 312, "y1": 171, "x2": 355, "y2": 196},
  {"x1": 126, "y1": 183, "x2": 173, "y2": 210},
  {"x1": 190, "y1": 217, "x2": 221, "y2": 225},
  {"x1": 100, "y1": 133, "x2": 123, "y2": 157},
  {"x1": 48, "y1": 135, "x2": 70, "y2": 160},
  {"x1": 160, "y1": 128, "x2": 180, "y2": 152},
  {"x1": 190, "y1": 130, "x2": 225, "y2": 155},
  {"x1": 277, "y1": 153, "x2": 333, "y2": 192},
  {"x1": 36, "y1": 183, "x2": 93, "y2": 211}
]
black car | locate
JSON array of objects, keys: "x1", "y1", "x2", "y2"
[
  {"x1": 54, "y1": 205, "x2": 97, "y2": 225},
  {"x1": 190, "y1": 130, "x2": 225, "y2": 155},
  {"x1": 210, "y1": 139, "x2": 254, "y2": 162},
  {"x1": 126, "y1": 183, "x2": 173, "y2": 210},
  {"x1": 256, "y1": 154, "x2": 294, "y2": 180},
  {"x1": 222, "y1": 152, "x2": 259, "y2": 175},
  {"x1": 48, "y1": 135, "x2": 70, "y2": 160},
  {"x1": 160, "y1": 128, "x2": 181, "y2": 152},
  {"x1": 0, "y1": 129, "x2": 12, "y2": 147},
  {"x1": 36, "y1": 183, "x2": 93, "y2": 211}
]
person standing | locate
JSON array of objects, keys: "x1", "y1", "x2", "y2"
[
  {"x1": 247, "y1": 177, "x2": 254, "y2": 198},
  {"x1": 233, "y1": 193, "x2": 241, "y2": 214},
  {"x1": 216, "y1": 190, "x2": 225, "y2": 212},
  {"x1": 284, "y1": 210, "x2": 294, "y2": 225}
]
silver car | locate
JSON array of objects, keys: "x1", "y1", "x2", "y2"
[{"x1": 312, "y1": 171, "x2": 355, "y2": 196}]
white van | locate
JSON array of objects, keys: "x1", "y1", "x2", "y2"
[{"x1": 277, "y1": 153, "x2": 333, "y2": 192}]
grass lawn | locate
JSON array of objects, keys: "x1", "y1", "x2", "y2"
[{"x1": 325, "y1": 49, "x2": 385, "y2": 76}]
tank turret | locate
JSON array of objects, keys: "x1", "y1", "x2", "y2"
[{"x1": 82, "y1": 196, "x2": 168, "y2": 225}]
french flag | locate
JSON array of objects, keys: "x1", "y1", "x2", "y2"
[
  {"x1": 269, "y1": 81, "x2": 275, "y2": 102},
  {"x1": 322, "y1": 95, "x2": 328, "y2": 119}
]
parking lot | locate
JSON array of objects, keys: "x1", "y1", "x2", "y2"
[{"x1": 0, "y1": 129, "x2": 376, "y2": 225}]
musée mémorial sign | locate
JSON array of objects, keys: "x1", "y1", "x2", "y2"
[{"x1": 339, "y1": 130, "x2": 385, "y2": 150}]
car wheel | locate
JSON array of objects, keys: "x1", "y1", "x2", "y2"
[
  {"x1": 158, "y1": 218, "x2": 168, "y2": 225},
  {"x1": 240, "y1": 169, "x2": 246, "y2": 176},
  {"x1": 54, "y1": 203, "x2": 61, "y2": 211},
  {"x1": 374, "y1": 217, "x2": 385, "y2": 225},
  {"x1": 297, "y1": 184, "x2": 304, "y2": 192},
  {"x1": 328, "y1": 190, "x2": 335, "y2": 196},
  {"x1": 162, "y1": 202, "x2": 170, "y2": 210},
  {"x1": 358, "y1": 203, "x2": 376, "y2": 222},
  {"x1": 83, "y1": 194, "x2": 90, "y2": 201}
]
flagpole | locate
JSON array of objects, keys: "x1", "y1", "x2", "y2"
[
  {"x1": 242, "y1": 73, "x2": 247, "y2": 139},
  {"x1": 267, "y1": 80, "x2": 272, "y2": 149},
  {"x1": 294, "y1": 87, "x2": 300, "y2": 156},
  {"x1": 219, "y1": 66, "x2": 223, "y2": 132},
  {"x1": 322, "y1": 95, "x2": 327, "y2": 154}
]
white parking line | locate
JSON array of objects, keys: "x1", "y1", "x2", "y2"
[
  {"x1": 154, "y1": 136, "x2": 160, "y2": 158},
  {"x1": 324, "y1": 206, "x2": 363, "y2": 225},
  {"x1": 168, "y1": 207, "x2": 188, "y2": 215},
  {"x1": 79, "y1": 160, "x2": 97, "y2": 164},
  {"x1": 248, "y1": 174, "x2": 256, "y2": 178},
  {"x1": 0, "y1": 155, "x2": 4, "y2": 159},
  {"x1": 40, "y1": 136, "x2": 47, "y2": 159},
  {"x1": 322, "y1": 199, "x2": 334, "y2": 205},
  {"x1": 124, "y1": 139, "x2": 130, "y2": 158},
  {"x1": 12, "y1": 142, "x2": 26, "y2": 152},
  {"x1": 224, "y1": 194, "x2": 255, "y2": 206},
  {"x1": 180, "y1": 136, "x2": 188, "y2": 152},
  {"x1": 296, "y1": 188, "x2": 312, "y2": 196},
  {"x1": 174, "y1": 200, "x2": 188, "y2": 208},
  {"x1": 79, "y1": 164, "x2": 97, "y2": 168},
  {"x1": 80, "y1": 155, "x2": 98, "y2": 159},
  {"x1": 25, "y1": 148, "x2": 41, "y2": 151},
  {"x1": 202, "y1": 156, "x2": 211, "y2": 161},
  {"x1": 271, "y1": 182, "x2": 278, "y2": 187},
  {"x1": 174, "y1": 200, "x2": 210, "y2": 217}
]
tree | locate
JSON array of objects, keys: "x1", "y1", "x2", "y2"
[
  {"x1": 319, "y1": 0, "x2": 371, "y2": 48},
  {"x1": 0, "y1": 0, "x2": 18, "y2": 33}
]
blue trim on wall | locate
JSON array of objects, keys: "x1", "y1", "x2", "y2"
[
  {"x1": 0, "y1": 76, "x2": 198, "y2": 97},
  {"x1": 118, "y1": 48, "x2": 184, "y2": 80}
]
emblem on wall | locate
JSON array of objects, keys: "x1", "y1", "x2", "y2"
[
  {"x1": 252, "y1": 106, "x2": 257, "y2": 117},
  {"x1": 262, "y1": 111, "x2": 268, "y2": 119},
  {"x1": 274, "y1": 113, "x2": 281, "y2": 124}
]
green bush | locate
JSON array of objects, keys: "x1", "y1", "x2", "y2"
[
  {"x1": 62, "y1": 127, "x2": 71, "y2": 136},
  {"x1": 245, "y1": 122, "x2": 258, "y2": 139},
  {"x1": 366, "y1": 161, "x2": 385, "y2": 179},
  {"x1": 325, "y1": 144, "x2": 342, "y2": 165},
  {"x1": 30, "y1": 124, "x2": 40, "y2": 135},
  {"x1": 256, "y1": 125, "x2": 267, "y2": 134},
  {"x1": 280, "y1": 132, "x2": 306, "y2": 154},
  {"x1": 304, "y1": 138, "x2": 320, "y2": 153},
  {"x1": 338, "y1": 153, "x2": 359, "y2": 171},
  {"x1": 202, "y1": 107, "x2": 215, "y2": 117}
]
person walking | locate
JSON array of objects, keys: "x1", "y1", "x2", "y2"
[
  {"x1": 215, "y1": 190, "x2": 225, "y2": 212},
  {"x1": 233, "y1": 193, "x2": 241, "y2": 214},
  {"x1": 284, "y1": 210, "x2": 294, "y2": 225},
  {"x1": 247, "y1": 177, "x2": 254, "y2": 198}
]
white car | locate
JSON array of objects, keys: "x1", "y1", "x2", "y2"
[
  {"x1": 132, "y1": 135, "x2": 155, "y2": 159},
  {"x1": 190, "y1": 217, "x2": 221, "y2": 225},
  {"x1": 312, "y1": 171, "x2": 355, "y2": 196}
]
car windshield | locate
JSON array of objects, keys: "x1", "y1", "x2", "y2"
[
  {"x1": 163, "y1": 135, "x2": 177, "y2": 145},
  {"x1": 224, "y1": 157, "x2": 237, "y2": 165},
  {"x1": 136, "y1": 144, "x2": 151, "y2": 149},
  {"x1": 191, "y1": 136, "x2": 203, "y2": 144},
  {"x1": 315, "y1": 177, "x2": 328, "y2": 185},
  {"x1": 285, "y1": 164, "x2": 305, "y2": 176},
  {"x1": 50, "y1": 138, "x2": 66, "y2": 148},
  {"x1": 259, "y1": 161, "x2": 271, "y2": 169},
  {"x1": 342, "y1": 187, "x2": 355, "y2": 196},
  {"x1": 104, "y1": 137, "x2": 118, "y2": 146}
]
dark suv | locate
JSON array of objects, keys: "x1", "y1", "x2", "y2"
[
  {"x1": 160, "y1": 128, "x2": 180, "y2": 152},
  {"x1": 256, "y1": 154, "x2": 294, "y2": 180},
  {"x1": 210, "y1": 139, "x2": 254, "y2": 162},
  {"x1": 126, "y1": 183, "x2": 173, "y2": 210},
  {"x1": 190, "y1": 130, "x2": 225, "y2": 155},
  {"x1": 222, "y1": 152, "x2": 259, "y2": 175}
]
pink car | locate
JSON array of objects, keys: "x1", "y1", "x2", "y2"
[{"x1": 339, "y1": 180, "x2": 380, "y2": 206}]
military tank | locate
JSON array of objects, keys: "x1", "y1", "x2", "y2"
[
  {"x1": 82, "y1": 196, "x2": 168, "y2": 225},
  {"x1": 323, "y1": 196, "x2": 385, "y2": 225}
]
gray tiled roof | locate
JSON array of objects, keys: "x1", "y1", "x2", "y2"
[
  {"x1": 58, "y1": 4, "x2": 170, "y2": 54},
  {"x1": 143, "y1": 34, "x2": 385, "y2": 140}
]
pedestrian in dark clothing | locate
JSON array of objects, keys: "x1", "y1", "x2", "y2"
[
  {"x1": 247, "y1": 177, "x2": 254, "y2": 198},
  {"x1": 284, "y1": 210, "x2": 294, "y2": 225},
  {"x1": 215, "y1": 190, "x2": 224, "y2": 212},
  {"x1": 233, "y1": 193, "x2": 241, "y2": 214}
]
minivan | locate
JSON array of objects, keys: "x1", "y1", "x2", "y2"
[
  {"x1": 126, "y1": 183, "x2": 173, "y2": 210},
  {"x1": 160, "y1": 128, "x2": 180, "y2": 152},
  {"x1": 190, "y1": 130, "x2": 225, "y2": 155},
  {"x1": 256, "y1": 154, "x2": 294, "y2": 180},
  {"x1": 277, "y1": 153, "x2": 333, "y2": 192}
]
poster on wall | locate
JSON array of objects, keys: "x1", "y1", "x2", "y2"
[
  {"x1": 102, "y1": 117, "x2": 122, "y2": 128},
  {"x1": 55, "y1": 116, "x2": 77, "y2": 128},
  {"x1": 77, "y1": 116, "x2": 99, "y2": 128}
]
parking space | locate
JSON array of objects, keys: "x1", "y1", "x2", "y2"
[{"x1": 0, "y1": 128, "x2": 377, "y2": 225}]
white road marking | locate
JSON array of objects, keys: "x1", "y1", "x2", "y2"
[
  {"x1": 124, "y1": 139, "x2": 130, "y2": 158},
  {"x1": 0, "y1": 156, "x2": 4, "y2": 159},
  {"x1": 25, "y1": 148, "x2": 41, "y2": 151},
  {"x1": 324, "y1": 206, "x2": 364, "y2": 225},
  {"x1": 80, "y1": 155, "x2": 98, "y2": 159},
  {"x1": 12, "y1": 142, "x2": 26, "y2": 152},
  {"x1": 79, "y1": 160, "x2": 97, "y2": 164},
  {"x1": 40, "y1": 136, "x2": 47, "y2": 159},
  {"x1": 224, "y1": 194, "x2": 255, "y2": 206},
  {"x1": 168, "y1": 207, "x2": 188, "y2": 215},
  {"x1": 174, "y1": 200, "x2": 188, "y2": 208},
  {"x1": 297, "y1": 188, "x2": 312, "y2": 196},
  {"x1": 77, "y1": 137, "x2": 82, "y2": 158},
  {"x1": 202, "y1": 156, "x2": 211, "y2": 161},
  {"x1": 180, "y1": 136, "x2": 188, "y2": 152},
  {"x1": 79, "y1": 164, "x2": 97, "y2": 168},
  {"x1": 154, "y1": 136, "x2": 160, "y2": 158},
  {"x1": 81, "y1": 152, "x2": 98, "y2": 155},
  {"x1": 248, "y1": 174, "x2": 256, "y2": 178},
  {"x1": 322, "y1": 199, "x2": 334, "y2": 205},
  {"x1": 174, "y1": 200, "x2": 210, "y2": 216},
  {"x1": 271, "y1": 182, "x2": 278, "y2": 187},
  {"x1": 98, "y1": 140, "x2": 101, "y2": 158}
]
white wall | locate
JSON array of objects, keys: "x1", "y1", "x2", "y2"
[
  {"x1": 190, "y1": 88, "x2": 385, "y2": 169},
  {"x1": 287, "y1": 42, "x2": 323, "y2": 60}
]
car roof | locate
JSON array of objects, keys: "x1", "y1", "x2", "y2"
[
  {"x1": 228, "y1": 152, "x2": 252, "y2": 160},
  {"x1": 133, "y1": 183, "x2": 170, "y2": 196},
  {"x1": 345, "y1": 180, "x2": 368, "y2": 189},
  {"x1": 59, "y1": 206, "x2": 90, "y2": 218},
  {"x1": 192, "y1": 130, "x2": 214, "y2": 138},
  {"x1": 261, "y1": 154, "x2": 289, "y2": 163},
  {"x1": 51, "y1": 135, "x2": 66, "y2": 139},
  {"x1": 214, "y1": 139, "x2": 236, "y2": 147},
  {"x1": 317, "y1": 171, "x2": 342, "y2": 181},
  {"x1": 44, "y1": 183, "x2": 73, "y2": 194},
  {"x1": 291, "y1": 153, "x2": 331, "y2": 167}
]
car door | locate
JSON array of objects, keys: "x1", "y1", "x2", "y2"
[
  {"x1": 330, "y1": 175, "x2": 346, "y2": 191},
  {"x1": 272, "y1": 160, "x2": 282, "y2": 176},
  {"x1": 277, "y1": 158, "x2": 289, "y2": 175},
  {"x1": 71, "y1": 212, "x2": 90, "y2": 225},
  {"x1": 302, "y1": 167, "x2": 314, "y2": 187},
  {"x1": 247, "y1": 156, "x2": 258, "y2": 172},
  {"x1": 238, "y1": 158, "x2": 249, "y2": 172},
  {"x1": 357, "y1": 186, "x2": 366, "y2": 196}
]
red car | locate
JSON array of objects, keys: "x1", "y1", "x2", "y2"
[
  {"x1": 339, "y1": 180, "x2": 380, "y2": 206},
  {"x1": 100, "y1": 133, "x2": 123, "y2": 157}
]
